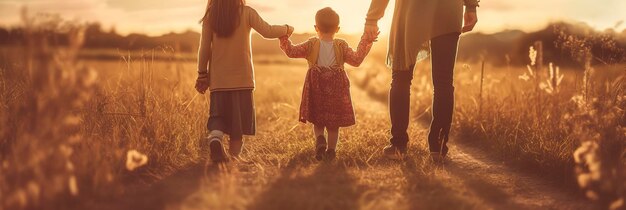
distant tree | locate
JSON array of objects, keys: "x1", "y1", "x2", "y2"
[{"x1": 0, "y1": 28, "x2": 9, "y2": 44}]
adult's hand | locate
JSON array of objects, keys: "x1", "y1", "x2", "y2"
[
  {"x1": 462, "y1": 11, "x2": 478, "y2": 33},
  {"x1": 364, "y1": 24, "x2": 379, "y2": 39},
  {"x1": 195, "y1": 73, "x2": 210, "y2": 94}
]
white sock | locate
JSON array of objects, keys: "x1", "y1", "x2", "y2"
[{"x1": 209, "y1": 130, "x2": 224, "y2": 141}]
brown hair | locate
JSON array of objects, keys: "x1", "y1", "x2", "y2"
[
  {"x1": 315, "y1": 7, "x2": 340, "y2": 33},
  {"x1": 200, "y1": 0, "x2": 246, "y2": 38}
]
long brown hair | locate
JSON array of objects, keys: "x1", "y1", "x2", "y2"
[{"x1": 200, "y1": 0, "x2": 246, "y2": 38}]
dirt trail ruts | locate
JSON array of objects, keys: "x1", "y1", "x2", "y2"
[{"x1": 354, "y1": 78, "x2": 596, "y2": 210}]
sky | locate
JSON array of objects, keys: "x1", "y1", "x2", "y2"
[{"x1": 0, "y1": 0, "x2": 625, "y2": 36}]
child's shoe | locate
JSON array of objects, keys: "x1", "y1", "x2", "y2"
[
  {"x1": 325, "y1": 149, "x2": 336, "y2": 161},
  {"x1": 207, "y1": 131, "x2": 228, "y2": 163},
  {"x1": 315, "y1": 136, "x2": 327, "y2": 161},
  {"x1": 383, "y1": 144, "x2": 406, "y2": 160}
]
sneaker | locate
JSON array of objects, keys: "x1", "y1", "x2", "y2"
[
  {"x1": 315, "y1": 136, "x2": 327, "y2": 161},
  {"x1": 325, "y1": 149, "x2": 336, "y2": 161},
  {"x1": 208, "y1": 136, "x2": 228, "y2": 163},
  {"x1": 383, "y1": 144, "x2": 407, "y2": 160}
]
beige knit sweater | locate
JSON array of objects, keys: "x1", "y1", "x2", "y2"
[{"x1": 197, "y1": 6, "x2": 292, "y2": 92}]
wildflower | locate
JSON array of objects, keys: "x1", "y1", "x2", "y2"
[
  {"x1": 68, "y1": 176, "x2": 79, "y2": 196},
  {"x1": 126, "y1": 149, "x2": 149, "y2": 171},
  {"x1": 26, "y1": 181, "x2": 40, "y2": 201},
  {"x1": 571, "y1": 95, "x2": 585, "y2": 109},
  {"x1": 58, "y1": 144, "x2": 73, "y2": 158},
  {"x1": 610, "y1": 198, "x2": 624, "y2": 210},
  {"x1": 529, "y1": 46, "x2": 537, "y2": 66},
  {"x1": 586, "y1": 190, "x2": 600, "y2": 201},
  {"x1": 66, "y1": 161, "x2": 74, "y2": 171},
  {"x1": 519, "y1": 64, "x2": 535, "y2": 82},
  {"x1": 518, "y1": 73, "x2": 530, "y2": 81},
  {"x1": 539, "y1": 82, "x2": 551, "y2": 94},
  {"x1": 577, "y1": 173, "x2": 593, "y2": 188},
  {"x1": 63, "y1": 115, "x2": 81, "y2": 126}
]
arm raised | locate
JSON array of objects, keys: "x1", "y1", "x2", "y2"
[
  {"x1": 343, "y1": 37, "x2": 375, "y2": 67},
  {"x1": 279, "y1": 36, "x2": 311, "y2": 59},
  {"x1": 249, "y1": 7, "x2": 292, "y2": 39},
  {"x1": 364, "y1": 0, "x2": 390, "y2": 38}
]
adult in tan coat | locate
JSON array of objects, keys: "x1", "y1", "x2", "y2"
[{"x1": 363, "y1": 0, "x2": 479, "y2": 160}]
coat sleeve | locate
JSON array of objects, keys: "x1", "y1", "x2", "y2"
[
  {"x1": 197, "y1": 20, "x2": 213, "y2": 73},
  {"x1": 279, "y1": 36, "x2": 311, "y2": 58},
  {"x1": 248, "y1": 7, "x2": 291, "y2": 39},
  {"x1": 365, "y1": 0, "x2": 390, "y2": 26},
  {"x1": 342, "y1": 38, "x2": 374, "y2": 67}
]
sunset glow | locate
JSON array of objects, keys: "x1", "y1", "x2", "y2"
[{"x1": 1, "y1": 0, "x2": 625, "y2": 35}]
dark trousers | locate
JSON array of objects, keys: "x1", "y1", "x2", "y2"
[{"x1": 389, "y1": 33, "x2": 460, "y2": 154}]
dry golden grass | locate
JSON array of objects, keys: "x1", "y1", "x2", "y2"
[
  {"x1": 1, "y1": 12, "x2": 624, "y2": 210},
  {"x1": 353, "y1": 44, "x2": 626, "y2": 209}
]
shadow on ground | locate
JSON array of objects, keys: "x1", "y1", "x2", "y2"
[
  {"x1": 83, "y1": 161, "x2": 222, "y2": 210},
  {"x1": 247, "y1": 151, "x2": 362, "y2": 210}
]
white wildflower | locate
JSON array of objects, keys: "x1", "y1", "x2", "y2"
[
  {"x1": 126, "y1": 149, "x2": 149, "y2": 171},
  {"x1": 585, "y1": 190, "x2": 600, "y2": 201},
  {"x1": 610, "y1": 198, "x2": 624, "y2": 210},
  {"x1": 577, "y1": 173, "x2": 593, "y2": 188},
  {"x1": 68, "y1": 176, "x2": 79, "y2": 196},
  {"x1": 518, "y1": 73, "x2": 530, "y2": 81},
  {"x1": 571, "y1": 95, "x2": 585, "y2": 109},
  {"x1": 529, "y1": 46, "x2": 537, "y2": 66}
]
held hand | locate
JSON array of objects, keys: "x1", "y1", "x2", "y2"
[
  {"x1": 363, "y1": 31, "x2": 380, "y2": 42},
  {"x1": 195, "y1": 72, "x2": 210, "y2": 94},
  {"x1": 364, "y1": 24, "x2": 379, "y2": 40},
  {"x1": 462, "y1": 11, "x2": 478, "y2": 33},
  {"x1": 286, "y1": 25, "x2": 294, "y2": 37}
]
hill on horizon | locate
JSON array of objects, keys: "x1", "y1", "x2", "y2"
[{"x1": 1, "y1": 21, "x2": 624, "y2": 67}]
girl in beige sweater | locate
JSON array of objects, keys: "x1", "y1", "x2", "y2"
[{"x1": 195, "y1": 0, "x2": 293, "y2": 162}]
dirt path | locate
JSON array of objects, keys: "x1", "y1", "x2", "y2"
[
  {"x1": 85, "y1": 65, "x2": 597, "y2": 210},
  {"x1": 351, "y1": 78, "x2": 596, "y2": 210}
]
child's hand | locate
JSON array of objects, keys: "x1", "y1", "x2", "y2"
[
  {"x1": 287, "y1": 25, "x2": 294, "y2": 37},
  {"x1": 195, "y1": 72, "x2": 210, "y2": 94},
  {"x1": 363, "y1": 31, "x2": 380, "y2": 42}
]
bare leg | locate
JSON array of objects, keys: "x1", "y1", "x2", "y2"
[
  {"x1": 313, "y1": 124, "x2": 327, "y2": 161},
  {"x1": 229, "y1": 136, "x2": 243, "y2": 157},
  {"x1": 313, "y1": 124, "x2": 325, "y2": 138},
  {"x1": 326, "y1": 127, "x2": 339, "y2": 150}
]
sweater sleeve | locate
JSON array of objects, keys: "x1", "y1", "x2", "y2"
[
  {"x1": 365, "y1": 0, "x2": 391, "y2": 26},
  {"x1": 464, "y1": 0, "x2": 480, "y2": 12},
  {"x1": 197, "y1": 20, "x2": 213, "y2": 73},
  {"x1": 248, "y1": 7, "x2": 290, "y2": 39},
  {"x1": 343, "y1": 38, "x2": 374, "y2": 67},
  {"x1": 279, "y1": 36, "x2": 311, "y2": 58}
]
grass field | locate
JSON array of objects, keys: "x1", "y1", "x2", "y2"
[{"x1": 0, "y1": 22, "x2": 625, "y2": 210}]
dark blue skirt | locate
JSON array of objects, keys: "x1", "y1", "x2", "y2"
[{"x1": 207, "y1": 90, "x2": 256, "y2": 138}]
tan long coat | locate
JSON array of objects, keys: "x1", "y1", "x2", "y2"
[{"x1": 366, "y1": 0, "x2": 479, "y2": 70}]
